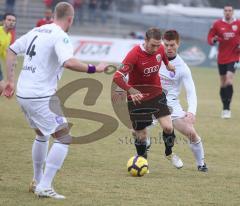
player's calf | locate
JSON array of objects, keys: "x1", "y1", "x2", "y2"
[
  {"x1": 162, "y1": 130, "x2": 175, "y2": 156},
  {"x1": 133, "y1": 128, "x2": 149, "y2": 158}
]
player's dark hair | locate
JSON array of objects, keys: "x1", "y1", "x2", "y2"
[
  {"x1": 224, "y1": 4, "x2": 233, "y2": 9},
  {"x1": 145, "y1": 27, "x2": 162, "y2": 40},
  {"x1": 55, "y1": 2, "x2": 73, "y2": 20},
  {"x1": 163, "y1": 30, "x2": 180, "y2": 44},
  {"x1": 3, "y1": 12, "x2": 16, "y2": 20}
]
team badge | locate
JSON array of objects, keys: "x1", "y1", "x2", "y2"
[
  {"x1": 156, "y1": 54, "x2": 161, "y2": 62},
  {"x1": 232, "y1": 25, "x2": 238, "y2": 31},
  {"x1": 55, "y1": 116, "x2": 64, "y2": 124},
  {"x1": 169, "y1": 71, "x2": 175, "y2": 78},
  {"x1": 63, "y1": 37, "x2": 69, "y2": 43}
]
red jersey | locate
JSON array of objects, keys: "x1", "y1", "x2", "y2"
[
  {"x1": 207, "y1": 18, "x2": 240, "y2": 64},
  {"x1": 113, "y1": 44, "x2": 169, "y2": 101},
  {"x1": 36, "y1": 18, "x2": 53, "y2": 27}
]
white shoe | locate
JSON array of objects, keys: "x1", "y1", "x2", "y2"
[
  {"x1": 221, "y1": 110, "x2": 231, "y2": 119},
  {"x1": 35, "y1": 187, "x2": 66, "y2": 199},
  {"x1": 166, "y1": 153, "x2": 183, "y2": 169}
]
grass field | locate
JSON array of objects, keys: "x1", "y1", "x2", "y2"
[{"x1": 0, "y1": 60, "x2": 240, "y2": 206}]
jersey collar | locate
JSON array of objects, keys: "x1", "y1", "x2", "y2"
[
  {"x1": 140, "y1": 43, "x2": 146, "y2": 52},
  {"x1": 222, "y1": 17, "x2": 236, "y2": 23}
]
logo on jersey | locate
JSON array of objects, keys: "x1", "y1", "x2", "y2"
[
  {"x1": 232, "y1": 25, "x2": 238, "y2": 31},
  {"x1": 223, "y1": 32, "x2": 235, "y2": 39},
  {"x1": 144, "y1": 65, "x2": 160, "y2": 75},
  {"x1": 63, "y1": 37, "x2": 69, "y2": 44},
  {"x1": 156, "y1": 54, "x2": 161, "y2": 62},
  {"x1": 55, "y1": 116, "x2": 64, "y2": 125},
  {"x1": 169, "y1": 71, "x2": 175, "y2": 78}
]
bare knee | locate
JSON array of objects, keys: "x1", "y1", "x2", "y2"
[
  {"x1": 52, "y1": 126, "x2": 72, "y2": 144},
  {"x1": 186, "y1": 127, "x2": 198, "y2": 142},
  {"x1": 162, "y1": 126, "x2": 173, "y2": 134},
  {"x1": 35, "y1": 129, "x2": 44, "y2": 136},
  {"x1": 135, "y1": 128, "x2": 148, "y2": 141}
]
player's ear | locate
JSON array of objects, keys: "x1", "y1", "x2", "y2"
[{"x1": 68, "y1": 16, "x2": 73, "y2": 24}]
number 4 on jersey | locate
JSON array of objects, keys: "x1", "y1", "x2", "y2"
[{"x1": 27, "y1": 35, "x2": 38, "y2": 60}]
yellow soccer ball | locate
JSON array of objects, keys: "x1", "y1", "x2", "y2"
[{"x1": 127, "y1": 156, "x2": 148, "y2": 177}]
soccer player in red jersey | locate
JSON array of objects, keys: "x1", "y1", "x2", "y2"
[
  {"x1": 36, "y1": 7, "x2": 53, "y2": 27},
  {"x1": 207, "y1": 4, "x2": 240, "y2": 119},
  {"x1": 113, "y1": 27, "x2": 176, "y2": 161}
]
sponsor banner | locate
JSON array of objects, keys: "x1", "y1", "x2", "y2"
[
  {"x1": 70, "y1": 35, "x2": 142, "y2": 63},
  {"x1": 179, "y1": 39, "x2": 217, "y2": 67},
  {"x1": 70, "y1": 35, "x2": 216, "y2": 67}
]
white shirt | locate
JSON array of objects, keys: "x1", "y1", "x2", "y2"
[
  {"x1": 10, "y1": 23, "x2": 74, "y2": 98},
  {"x1": 160, "y1": 55, "x2": 197, "y2": 115}
]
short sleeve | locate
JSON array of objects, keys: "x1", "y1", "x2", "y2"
[
  {"x1": 9, "y1": 33, "x2": 28, "y2": 54},
  {"x1": 54, "y1": 34, "x2": 74, "y2": 66}
]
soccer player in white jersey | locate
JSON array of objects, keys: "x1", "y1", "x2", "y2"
[
  {"x1": 4, "y1": 2, "x2": 107, "y2": 199},
  {"x1": 160, "y1": 30, "x2": 208, "y2": 172}
]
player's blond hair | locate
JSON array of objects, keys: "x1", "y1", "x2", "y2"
[{"x1": 54, "y1": 2, "x2": 74, "y2": 20}]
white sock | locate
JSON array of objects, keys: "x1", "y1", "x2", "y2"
[
  {"x1": 38, "y1": 142, "x2": 69, "y2": 189},
  {"x1": 189, "y1": 138, "x2": 205, "y2": 166},
  {"x1": 32, "y1": 135, "x2": 49, "y2": 184}
]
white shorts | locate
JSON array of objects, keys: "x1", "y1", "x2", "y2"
[
  {"x1": 17, "y1": 96, "x2": 67, "y2": 136},
  {"x1": 168, "y1": 100, "x2": 186, "y2": 120}
]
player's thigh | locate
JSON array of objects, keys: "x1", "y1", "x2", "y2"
[
  {"x1": 225, "y1": 71, "x2": 235, "y2": 85},
  {"x1": 17, "y1": 96, "x2": 68, "y2": 136},
  {"x1": 127, "y1": 99, "x2": 153, "y2": 131},
  {"x1": 17, "y1": 98, "x2": 38, "y2": 129},
  {"x1": 225, "y1": 62, "x2": 236, "y2": 84},
  {"x1": 218, "y1": 64, "x2": 227, "y2": 86}
]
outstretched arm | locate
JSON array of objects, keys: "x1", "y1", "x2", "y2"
[{"x1": 64, "y1": 58, "x2": 107, "y2": 73}]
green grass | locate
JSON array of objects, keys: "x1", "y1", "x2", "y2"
[{"x1": 0, "y1": 61, "x2": 240, "y2": 206}]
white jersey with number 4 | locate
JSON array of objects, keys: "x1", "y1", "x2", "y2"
[
  {"x1": 160, "y1": 55, "x2": 197, "y2": 117},
  {"x1": 10, "y1": 23, "x2": 74, "y2": 98}
]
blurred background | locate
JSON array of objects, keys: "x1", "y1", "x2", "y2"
[{"x1": 0, "y1": 0, "x2": 240, "y2": 67}]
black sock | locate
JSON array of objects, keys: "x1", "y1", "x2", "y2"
[
  {"x1": 134, "y1": 139, "x2": 147, "y2": 158},
  {"x1": 224, "y1": 85, "x2": 233, "y2": 110},
  {"x1": 220, "y1": 87, "x2": 227, "y2": 110},
  {"x1": 162, "y1": 131, "x2": 176, "y2": 156}
]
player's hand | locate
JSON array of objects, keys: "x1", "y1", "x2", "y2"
[
  {"x1": 95, "y1": 62, "x2": 109, "y2": 73},
  {"x1": 166, "y1": 63, "x2": 175, "y2": 74},
  {"x1": 185, "y1": 112, "x2": 195, "y2": 124},
  {"x1": 3, "y1": 81, "x2": 15, "y2": 98},
  {"x1": 212, "y1": 36, "x2": 223, "y2": 44},
  {"x1": 128, "y1": 87, "x2": 144, "y2": 105}
]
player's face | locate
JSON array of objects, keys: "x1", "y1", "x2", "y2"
[
  {"x1": 45, "y1": 10, "x2": 53, "y2": 20},
  {"x1": 4, "y1": 15, "x2": 16, "y2": 31},
  {"x1": 144, "y1": 38, "x2": 162, "y2": 54},
  {"x1": 224, "y1": 6, "x2": 233, "y2": 21},
  {"x1": 163, "y1": 39, "x2": 179, "y2": 58}
]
